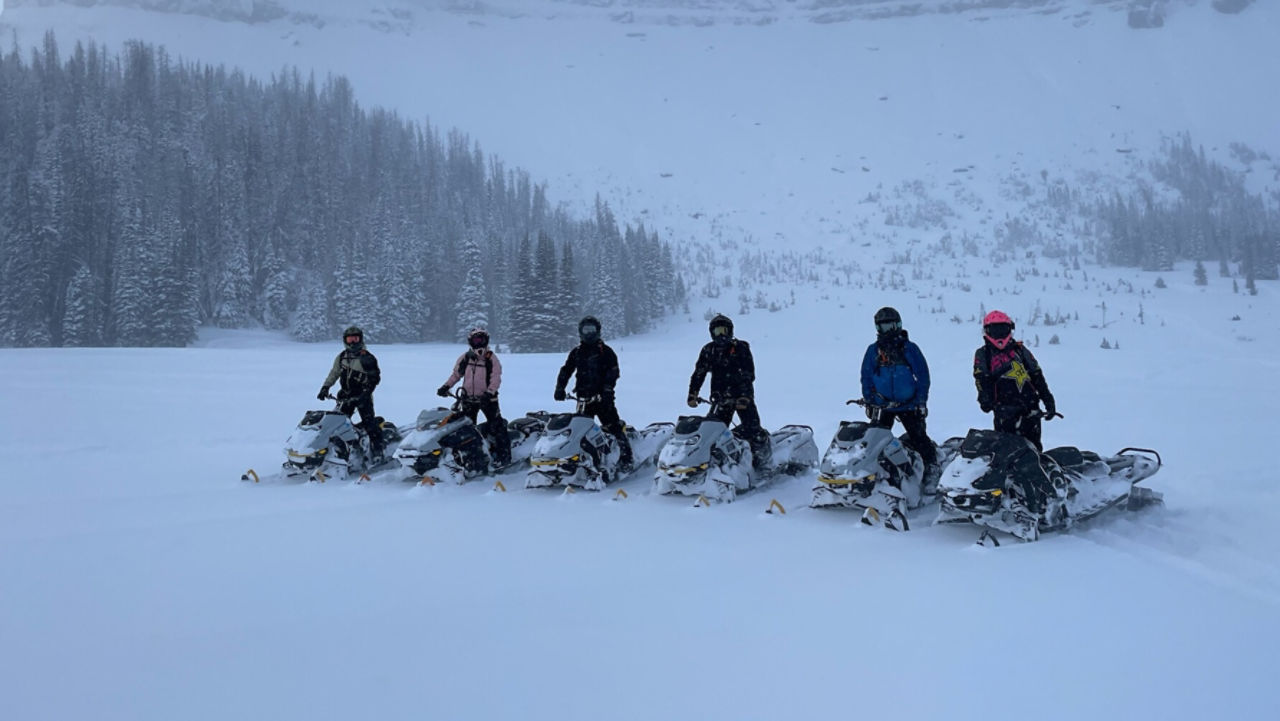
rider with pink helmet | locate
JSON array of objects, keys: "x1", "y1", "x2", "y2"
[{"x1": 972, "y1": 310, "x2": 1057, "y2": 451}]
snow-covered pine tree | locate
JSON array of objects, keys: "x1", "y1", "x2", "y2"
[
  {"x1": 290, "y1": 273, "x2": 331, "y2": 342},
  {"x1": 455, "y1": 232, "x2": 491, "y2": 341},
  {"x1": 588, "y1": 199, "x2": 625, "y2": 338},
  {"x1": 507, "y1": 234, "x2": 537, "y2": 352},
  {"x1": 558, "y1": 241, "x2": 581, "y2": 346},
  {"x1": 61, "y1": 265, "x2": 102, "y2": 347},
  {"x1": 528, "y1": 230, "x2": 560, "y2": 351}
]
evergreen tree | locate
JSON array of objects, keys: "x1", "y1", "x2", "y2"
[
  {"x1": 1194, "y1": 260, "x2": 1208, "y2": 286},
  {"x1": 507, "y1": 234, "x2": 537, "y2": 352},
  {"x1": 61, "y1": 265, "x2": 101, "y2": 346},
  {"x1": 454, "y1": 232, "x2": 490, "y2": 340},
  {"x1": 558, "y1": 241, "x2": 581, "y2": 345}
]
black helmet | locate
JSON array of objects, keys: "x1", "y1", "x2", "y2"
[
  {"x1": 874, "y1": 307, "x2": 902, "y2": 337},
  {"x1": 709, "y1": 314, "x2": 734, "y2": 344},
  {"x1": 342, "y1": 325, "x2": 365, "y2": 351},
  {"x1": 467, "y1": 327, "x2": 490, "y2": 349},
  {"x1": 578, "y1": 316, "x2": 601, "y2": 343}
]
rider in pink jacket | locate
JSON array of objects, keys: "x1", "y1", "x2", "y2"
[{"x1": 436, "y1": 328, "x2": 510, "y2": 465}]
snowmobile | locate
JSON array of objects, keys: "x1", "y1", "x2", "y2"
[
  {"x1": 525, "y1": 395, "x2": 674, "y2": 491},
  {"x1": 934, "y1": 413, "x2": 1163, "y2": 544},
  {"x1": 810, "y1": 400, "x2": 962, "y2": 531},
  {"x1": 394, "y1": 390, "x2": 550, "y2": 485},
  {"x1": 653, "y1": 396, "x2": 819, "y2": 503},
  {"x1": 242, "y1": 395, "x2": 404, "y2": 484}
]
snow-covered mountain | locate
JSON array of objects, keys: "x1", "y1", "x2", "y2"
[{"x1": 4, "y1": 0, "x2": 1277, "y2": 264}]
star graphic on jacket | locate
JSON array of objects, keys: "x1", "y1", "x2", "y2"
[{"x1": 1003, "y1": 361, "x2": 1032, "y2": 392}]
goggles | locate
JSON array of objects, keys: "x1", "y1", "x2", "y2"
[
  {"x1": 876, "y1": 321, "x2": 901, "y2": 334},
  {"x1": 711, "y1": 325, "x2": 731, "y2": 337},
  {"x1": 344, "y1": 334, "x2": 361, "y2": 344},
  {"x1": 468, "y1": 335, "x2": 488, "y2": 348},
  {"x1": 984, "y1": 323, "x2": 1013, "y2": 340}
]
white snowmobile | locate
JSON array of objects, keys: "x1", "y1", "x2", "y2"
[
  {"x1": 934, "y1": 414, "x2": 1163, "y2": 545},
  {"x1": 525, "y1": 395, "x2": 675, "y2": 491},
  {"x1": 242, "y1": 396, "x2": 404, "y2": 483},
  {"x1": 653, "y1": 396, "x2": 819, "y2": 503},
  {"x1": 810, "y1": 400, "x2": 962, "y2": 530},
  {"x1": 394, "y1": 390, "x2": 549, "y2": 485}
]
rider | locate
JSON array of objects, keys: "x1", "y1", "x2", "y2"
[
  {"x1": 974, "y1": 310, "x2": 1059, "y2": 514},
  {"x1": 687, "y1": 314, "x2": 771, "y2": 470},
  {"x1": 973, "y1": 310, "x2": 1057, "y2": 451},
  {"x1": 554, "y1": 316, "x2": 634, "y2": 471},
  {"x1": 860, "y1": 307, "x2": 938, "y2": 482},
  {"x1": 317, "y1": 325, "x2": 386, "y2": 463},
  {"x1": 437, "y1": 327, "x2": 511, "y2": 467}
]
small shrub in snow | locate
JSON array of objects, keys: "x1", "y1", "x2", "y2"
[
  {"x1": 1049, "y1": 334, "x2": 1060, "y2": 345},
  {"x1": 1154, "y1": 277, "x2": 1166, "y2": 289}
]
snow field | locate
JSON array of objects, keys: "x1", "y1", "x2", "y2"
[{"x1": 3, "y1": 271, "x2": 1279, "y2": 719}]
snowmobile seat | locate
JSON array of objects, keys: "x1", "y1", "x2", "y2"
[
  {"x1": 1044, "y1": 446, "x2": 1087, "y2": 469},
  {"x1": 509, "y1": 416, "x2": 543, "y2": 437}
]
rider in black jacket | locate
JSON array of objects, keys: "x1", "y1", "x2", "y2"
[
  {"x1": 554, "y1": 316, "x2": 634, "y2": 470},
  {"x1": 687, "y1": 314, "x2": 771, "y2": 470}
]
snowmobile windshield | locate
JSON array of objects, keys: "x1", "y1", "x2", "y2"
[
  {"x1": 300, "y1": 410, "x2": 327, "y2": 427},
  {"x1": 675, "y1": 416, "x2": 705, "y2": 435},
  {"x1": 983, "y1": 323, "x2": 1012, "y2": 340},
  {"x1": 836, "y1": 421, "x2": 870, "y2": 443},
  {"x1": 546, "y1": 413, "x2": 575, "y2": 432}
]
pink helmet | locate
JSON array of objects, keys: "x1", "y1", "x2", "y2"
[{"x1": 983, "y1": 310, "x2": 1015, "y2": 349}]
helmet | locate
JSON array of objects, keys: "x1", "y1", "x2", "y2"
[
  {"x1": 467, "y1": 327, "x2": 490, "y2": 349},
  {"x1": 874, "y1": 307, "x2": 902, "y2": 336},
  {"x1": 342, "y1": 325, "x2": 364, "y2": 351},
  {"x1": 982, "y1": 310, "x2": 1015, "y2": 350},
  {"x1": 709, "y1": 314, "x2": 733, "y2": 344},
  {"x1": 578, "y1": 316, "x2": 601, "y2": 343}
]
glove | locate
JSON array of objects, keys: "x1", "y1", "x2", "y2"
[
  {"x1": 554, "y1": 388, "x2": 566, "y2": 401},
  {"x1": 1043, "y1": 402, "x2": 1057, "y2": 419},
  {"x1": 483, "y1": 390, "x2": 498, "y2": 401},
  {"x1": 436, "y1": 385, "x2": 451, "y2": 398},
  {"x1": 318, "y1": 386, "x2": 330, "y2": 401},
  {"x1": 687, "y1": 393, "x2": 699, "y2": 408},
  {"x1": 979, "y1": 401, "x2": 993, "y2": 414},
  {"x1": 917, "y1": 406, "x2": 928, "y2": 419}
]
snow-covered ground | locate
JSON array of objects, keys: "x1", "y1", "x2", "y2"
[{"x1": 3, "y1": 269, "x2": 1279, "y2": 719}]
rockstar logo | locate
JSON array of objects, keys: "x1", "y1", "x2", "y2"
[{"x1": 1003, "y1": 361, "x2": 1032, "y2": 392}]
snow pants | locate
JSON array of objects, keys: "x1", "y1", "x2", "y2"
[
  {"x1": 460, "y1": 395, "x2": 512, "y2": 464},
  {"x1": 709, "y1": 399, "x2": 771, "y2": 470},
  {"x1": 875, "y1": 409, "x2": 938, "y2": 468},
  {"x1": 583, "y1": 397, "x2": 633, "y2": 465},
  {"x1": 339, "y1": 393, "x2": 384, "y2": 456}
]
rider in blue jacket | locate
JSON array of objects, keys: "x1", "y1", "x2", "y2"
[{"x1": 860, "y1": 307, "x2": 939, "y2": 481}]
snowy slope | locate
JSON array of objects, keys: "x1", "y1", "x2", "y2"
[{"x1": 3, "y1": 0, "x2": 1277, "y2": 257}]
